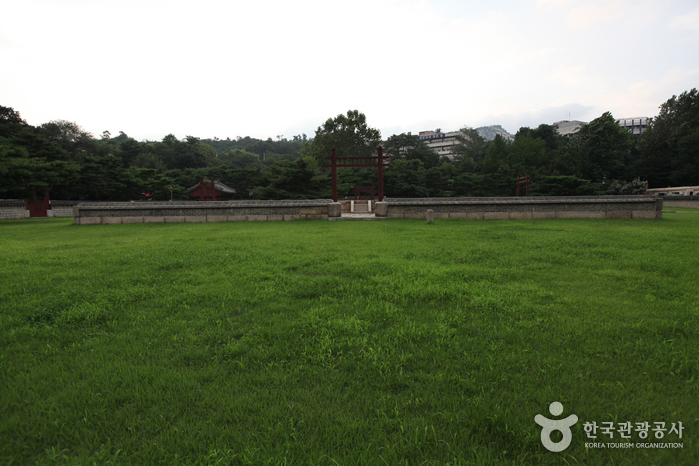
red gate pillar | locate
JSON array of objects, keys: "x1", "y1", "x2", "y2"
[
  {"x1": 331, "y1": 147, "x2": 338, "y2": 202},
  {"x1": 526, "y1": 170, "x2": 530, "y2": 197},
  {"x1": 377, "y1": 146, "x2": 384, "y2": 201}
]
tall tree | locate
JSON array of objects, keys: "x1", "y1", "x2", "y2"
[
  {"x1": 384, "y1": 133, "x2": 439, "y2": 168},
  {"x1": 638, "y1": 88, "x2": 699, "y2": 187},
  {"x1": 0, "y1": 132, "x2": 77, "y2": 199},
  {"x1": 303, "y1": 110, "x2": 381, "y2": 163},
  {"x1": 452, "y1": 127, "x2": 487, "y2": 164},
  {"x1": 575, "y1": 111, "x2": 632, "y2": 183},
  {"x1": 0, "y1": 106, "x2": 28, "y2": 138}
]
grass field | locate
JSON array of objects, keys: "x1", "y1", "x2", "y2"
[{"x1": 1, "y1": 214, "x2": 697, "y2": 465}]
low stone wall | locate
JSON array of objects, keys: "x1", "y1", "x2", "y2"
[
  {"x1": 9, "y1": 196, "x2": 663, "y2": 223},
  {"x1": 380, "y1": 196, "x2": 662, "y2": 220},
  {"x1": 51, "y1": 200, "x2": 81, "y2": 217},
  {"x1": 73, "y1": 200, "x2": 333, "y2": 225},
  {"x1": 0, "y1": 200, "x2": 30, "y2": 219},
  {"x1": 659, "y1": 195, "x2": 699, "y2": 209}
]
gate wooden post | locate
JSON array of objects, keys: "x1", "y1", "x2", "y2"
[
  {"x1": 525, "y1": 170, "x2": 530, "y2": 197},
  {"x1": 325, "y1": 146, "x2": 386, "y2": 202},
  {"x1": 331, "y1": 147, "x2": 338, "y2": 202},
  {"x1": 378, "y1": 146, "x2": 384, "y2": 201}
]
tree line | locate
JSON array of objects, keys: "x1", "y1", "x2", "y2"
[{"x1": 1, "y1": 89, "x2": 697, "y2": 201}]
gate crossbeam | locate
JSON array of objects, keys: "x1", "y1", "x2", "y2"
[{"x1": 324, "y1": 146, "x2": 388, "y2": 202}]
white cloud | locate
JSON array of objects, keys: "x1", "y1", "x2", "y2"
[
  {"x1": 566, "y1": 1, "x2": 626, "y2": 28},
  {"x1": 1, "y1": 0, "x2": 697, "y2": 140},
  {"x1": 668, "y1": 6, "x2": 699, "y2": 34}
]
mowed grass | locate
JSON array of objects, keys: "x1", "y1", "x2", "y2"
[{"x1": 0, "y1": 214, "x2": 697, "y2": 465}]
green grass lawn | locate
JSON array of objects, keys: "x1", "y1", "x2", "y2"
[{"x1": 1, "y1": 216, "x2": 697, "y2": 465}]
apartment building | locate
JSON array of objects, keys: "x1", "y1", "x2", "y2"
[
  {"x1": 617, "y1": 117, "x2": 648, "y2": 135},
  {"x1": 417, "y1": 130, "x2": 460, "y2": 158}
]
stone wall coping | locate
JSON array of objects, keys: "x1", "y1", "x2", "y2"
[
  {"x1": 0, "y1": 199, "x2": 26, "y2": 207},
  {"x1": 386, "y1": 195, "x2": 658, "y2": 205},
  {"x1": 658, "y1": 195, "x2": 699, "y2": 201},
  {"x1": 77, "y1": 199, "x2": 333, "y2": 211}
]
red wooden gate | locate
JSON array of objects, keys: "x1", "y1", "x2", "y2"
[
  {"x1": 325, "y1": 146, "x2": 388, "y2": 202},
  {"x1": 24, "y1": 191, "x2": 52, "y2": 217}
]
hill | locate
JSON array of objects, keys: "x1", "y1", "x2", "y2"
[{"x1": 476, "y1": 125, "x2": 514, "y2": 141}]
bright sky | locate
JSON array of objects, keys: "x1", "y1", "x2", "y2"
[{"x1": 1, "y1": 0, "x2": 698, "y2": 142}]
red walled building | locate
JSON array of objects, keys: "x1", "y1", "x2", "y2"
[{"x1": 187, "y1": 177, "x2": 236, "y2": 201}]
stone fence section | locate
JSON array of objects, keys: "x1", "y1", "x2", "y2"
[
  {"x1": 4, "y1": 196, "x2": 664, "y2": 223},
  {"x1": 0, "y1": 200, "x2": 30, "y2": 219},
  {"x1": 660, "y1": 195, "x2": 699, "y2": 209},
  {"x1": 378, "y1": 196, "x2": 662, "y2": 220},
  {"x1": 73, "y1": 200, "x2": 333, "y2": 225}
]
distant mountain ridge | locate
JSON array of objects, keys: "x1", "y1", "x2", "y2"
[{"x1": 475, "y1": 125, "x2": 514, "y2": 141}]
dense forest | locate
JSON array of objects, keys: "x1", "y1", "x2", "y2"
[{"x1": 1, "y1": 89, "x2": 697, "y2": 201}]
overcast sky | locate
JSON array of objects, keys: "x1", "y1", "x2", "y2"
[{"x1": 2, "y1": 0, "x2": 698, "y2": 142}]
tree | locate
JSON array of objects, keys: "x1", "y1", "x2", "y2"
[
  {"x1": 481, "y1": 134, "x2": 510, "y2": 173},
  {"x1": 254, "y1": 158, "x2": 323, "y2": 199},
  {"x1": 509, "y1": 133, "x2": 546, "y2": 172},
  {"x1": 220, "y1": 148, "x2": 262, "y2": 169},
  {"x1": 452, "y1": 127, "x2": 486, "y2": 164},
  {"x1": 303, "y1": 110, "x2": 382, "y2": 163},
  {"x1": 533, "y1": 175, "x2": 600, "y2": 196},
  {"x1": 0, "y1": 132, "x2": 78, "y2": 199},
  {"x1": 37, "y1": 120, "x2": 96, "y2": 155},
  {"x1": 0, "y1": 106, "x2": 28, "y2": 138},
  {"x1": 383, "y1": 133, "x2": 439, "y2": 168},
  {"x1": 638, "y1": 88, "x2": 699, "y2": 187},
  {"x1": 575, "y1": 111, "x2": 632, "y2": 183},
  {"x1": 384, "y1": 159, "x2": 428, "y2": 197}
]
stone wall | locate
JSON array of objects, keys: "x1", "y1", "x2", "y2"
[
  {"x1": 660, "y1": 195, "x2": 699, "y2": 209},
  {"x1": 51, "y1": 200, "x2": 81, "y2": 217},
  {"x1": 0, "y1": 200, "x2": 30, "y2": 220},
  {"x1": 380, "y1": 196, "x2": 662, "y2": 220},
  {"x1": 8, "y1": 196, "x2": 664, "y2": 223},
  {"x1": 73, "y1": 200, "x2": 333, "y2": 225}
]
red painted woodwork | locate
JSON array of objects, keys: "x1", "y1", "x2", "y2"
[
  {"x1": 354, "y1": 185, "x2": 375, "y2": 201},
  {"x1": 24, "y1": 190, "x2": 51, "y2": 217},
  {"x1": 516, "y1": 171, "x2": 530, "y2": 197},
  {"x1": 187, "y1": 177, "x2": 236, "y2": 201},
  {"x1": 325, "y1": 146, "x2": 388, "y2": 202}
]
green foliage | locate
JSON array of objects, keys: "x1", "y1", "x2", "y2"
[
  {"x1": 202, "y1": 134, "x2": 307, "y2": 158},
  {"x1": 672, "y1": 129, "x2": 699, "y2": 185},
  {"x1": 0, "y1": 106, "x2": 28, "y2": 138},
  {"x1": 639, "y1": 88, "x2": 699, "y2": 187},
  {"x1": 219, "y1": 148, "x2": 262, "y2": 169},
  {"x1": 0, "y1": 131, "x2": 78, "y2": 199},
  {"x1": 605, "y1": 178, "x2": 647, "y2": 195},
  {"x1": 453, "y1": 127, "x2": 487, "y2": 163},
  {"x1": 534, "y1": 175, "x2": 600, "y2": 196},
  {"x1": 1, "y1": 89, "x2": 697, "y2": 202},
  {"x1": 576, "y1": 111, "x2": 633, "y2": 183},
  {"x1": 304, "y1": 110, "x2": 382, "y2": 163},
  {"x1": 384, "y1": 159, "x2": 429, "y2": 197},
  {"x1": 384, "y1": 133, "x2": 439, "y2": 169},
  {"x1": 253, "y1": 158, "x2": 325, "y2": 199},
  {"x1": 509, "y1": 133, "x2": 547, "y2": 172}
]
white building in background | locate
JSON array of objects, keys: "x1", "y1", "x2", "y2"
[
  {"x1": 553, "y1": 117, "x2": 649, "y2": 137},
  {"x1": 617, "y1": 117, "x2": 649, "y2": 135},
  {"x1": 646, "y1": 186, "x2": 699, "y2": 196},
  {"x1": 417, "y1": 130, "x2": 460, "y2": 158}
]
